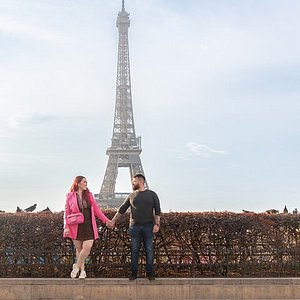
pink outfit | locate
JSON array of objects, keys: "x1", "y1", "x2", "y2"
[{"x1": 63, "y1": 191, "x2": 109, "y2": 240}]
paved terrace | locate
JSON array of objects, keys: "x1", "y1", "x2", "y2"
[{"x1": 1, "y1": 278, "x2": 300, "y2": 300}]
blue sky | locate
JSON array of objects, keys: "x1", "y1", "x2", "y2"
[{"x1": 0, "y1": 0, "x2": 299, "y2": 213}]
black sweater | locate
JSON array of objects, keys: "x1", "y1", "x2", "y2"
[{"x1": 118, "y1": 189, "x2": 161, "y2": 226}]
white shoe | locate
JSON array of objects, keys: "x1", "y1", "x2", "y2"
[
  {"x1": 79, "y1": 270, "x2": 86, "y2": 279},
  {"x1": 70, "y1": 263, "x2": 79, "y2": 278}
]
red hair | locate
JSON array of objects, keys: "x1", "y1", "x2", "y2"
[{"x1": 70, "y1": 175, "x2": 90, "y2": 204}]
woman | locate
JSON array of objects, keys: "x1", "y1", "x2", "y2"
[{"x1": 63, "y1": 175, "x2": 113, "y2": 278}]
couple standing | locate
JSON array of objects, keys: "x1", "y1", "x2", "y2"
[{"x1": 63, "y1": 174, "x2": 161, "y2": 280}]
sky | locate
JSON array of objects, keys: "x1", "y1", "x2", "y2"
[{"x1": 0, "y1": 0, "x2": 299, "y2": 213}]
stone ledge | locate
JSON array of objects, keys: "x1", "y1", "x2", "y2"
[{"x1": 1, "y1": 278, "x2": 300, "y2": 300}]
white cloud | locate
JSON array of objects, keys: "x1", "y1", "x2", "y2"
[
  {"x1": 172, "y1": 143, "x2": 229, "y2": 161},
  {"x1": 0, "y1": 152, "x2": 63, "y2": 166},
  {"x1": 185, "y1": 143, "x2": 229, "y2": 158},
  {"x1": 0, "y1": 153, "x2": 32, "y2": 165},
  {"x1": 0, "y1": 14, "x2": 61, "y2": 44},
  {"x1": 7, "y1": 113, "x2": 57, "y2": 129},
  {"x1": 0, "y1": 130, "x2": 11, "y2": 138}
]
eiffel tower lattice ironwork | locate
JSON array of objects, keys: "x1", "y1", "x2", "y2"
[{"x1": 97, "y1": 0, "x2": 148, "y2": 208}]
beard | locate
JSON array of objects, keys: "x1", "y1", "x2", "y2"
[{"x1": 132, "y1": 183, "x2": 139, "y2": 190}]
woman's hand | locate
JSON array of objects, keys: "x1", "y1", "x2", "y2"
[
  {"x1": 64, "y1": 228, "x2": 70, "y2": 236},
  {"x1": 106, "y1": 220, "x2": 114, "y2": 229}
]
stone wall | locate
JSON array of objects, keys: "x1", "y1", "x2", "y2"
[{"x1": 1, "y1": 278, "x2": 300, "y2": 300}]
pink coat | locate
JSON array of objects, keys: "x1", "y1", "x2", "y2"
[{"x1": 63, "y1": 191, "x2": 109, "y2": 240}]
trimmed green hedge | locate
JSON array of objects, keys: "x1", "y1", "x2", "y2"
[{"x1": 1, "y1": 211, "x2": 300, "y2": 278}]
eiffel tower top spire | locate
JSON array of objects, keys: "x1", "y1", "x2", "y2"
[
  {"x1": 113, "y1": 0, "x2": 135, "y2": 149},
  {"x1": 117, "y1": 0, "x2": 130, "y2": 30}
]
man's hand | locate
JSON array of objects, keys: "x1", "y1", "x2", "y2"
[{"x1": 153, "y1": 224, "x2": 160, "y2": 233}]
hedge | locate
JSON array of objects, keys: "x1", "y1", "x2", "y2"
[{"x1": 1, "y1": 211, "x2": 300, "y2": 278}]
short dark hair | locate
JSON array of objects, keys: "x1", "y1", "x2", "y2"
[{"x1": 133, "y1": 173, "x2": 146, "y2": 181}]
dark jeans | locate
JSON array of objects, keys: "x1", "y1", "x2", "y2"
[{"x1": 129, "y1": 223, "x2": 154, "y2": 273}]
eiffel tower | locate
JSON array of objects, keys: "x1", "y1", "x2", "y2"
[{"x1": 96, "y1": 0, "x2": 148, "y2": 208}]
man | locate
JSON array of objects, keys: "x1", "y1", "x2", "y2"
[{"x1": 112, "y1": 173, "x2": 161, "y2": 280}]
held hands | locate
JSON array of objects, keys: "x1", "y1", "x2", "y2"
[
  {"x1": 106, "y1": 220, "x2": 115, "y2": 229},
  {"x1": 64, "y1": 228, "x2": 70, "y2": 236}
]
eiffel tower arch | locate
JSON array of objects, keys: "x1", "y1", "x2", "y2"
[{"x1": 95, "y1": 1, "x2": 148, "y2": 208}]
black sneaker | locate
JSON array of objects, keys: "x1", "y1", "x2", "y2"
[
  {"x1": 146, "y1": 272, "x2": 155, "y2": 280},
  {"x1": 129, "y1": 271, "x2": 137, "y2": 280}
]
